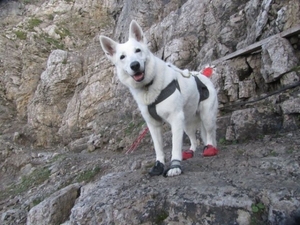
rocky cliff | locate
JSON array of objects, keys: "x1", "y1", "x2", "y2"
[{"x1": 0, "y1": 0, "x2": 299, "y2": 224}]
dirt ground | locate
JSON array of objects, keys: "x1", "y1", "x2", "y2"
[{"x1": 0, "y1": 129, "x2": 300, "y2": 224}]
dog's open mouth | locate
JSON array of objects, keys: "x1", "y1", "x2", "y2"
[{"x1": 132, "y1": 72, "x2": 145, "y2": 82}]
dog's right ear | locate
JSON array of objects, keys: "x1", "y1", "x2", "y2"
[{"x1": 99, "y1": 35, "x2": 118, "y2": 62}]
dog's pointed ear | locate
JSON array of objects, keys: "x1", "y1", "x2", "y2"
[
  {"x1": 99, "y1": 35, "x2": 118, "y2": 62},
  {"x1": 129, "y1": 20, "x2": 146, "y2": 44}
]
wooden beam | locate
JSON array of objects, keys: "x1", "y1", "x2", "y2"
[{"x1": 212, "y1": 25, "x2": 300, "y2": 65}]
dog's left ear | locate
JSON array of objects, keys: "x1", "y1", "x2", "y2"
[{"x1": 129, "y1": 20, "x2": 147, "y2": 44}]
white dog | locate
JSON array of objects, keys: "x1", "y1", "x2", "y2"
[{"x1": 100, "y1": 20, "x2": 219, "y2": 177}]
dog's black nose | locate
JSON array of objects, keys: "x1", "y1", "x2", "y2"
[{"x1": 130, "y1": 61, "x2": 140, "y2": 72}]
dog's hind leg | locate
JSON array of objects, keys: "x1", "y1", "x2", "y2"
[
  {"x1": 199, "y1": 100, "x2": 219, "y2": 156},
  {"x1": 182, "y1": 118, "x2": 198, "y2": 160}
]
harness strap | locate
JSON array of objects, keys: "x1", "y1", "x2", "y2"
[
  {"x1": 193, "y1": 75, "x2": 209, "y2": 103},
  {"x1": 148, "y1": 76, "x2": 209, "y2": 121},
  {"x1": 148, "y1": 80, "x2": 180, "y2": 121}
]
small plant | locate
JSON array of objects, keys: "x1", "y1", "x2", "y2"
[
  {"x1": 251, "y1": 202, "x2": 265, "y2": 213},
  {"x1": 55, "y1": 27, "x2": 71, "y2": 39},
  {"x1": 236, "y1": 149, "x2": 245, "y2": 155},
  {"x1": 286, "y1": 148, "x2": 294, "y2": 154},
  {"x1": 40, "y1": 34, "x2": 65, "y2": 50},
  {"x1": 62, "y1": 58, "x2": 68, "y2": 64},
  {"x1": 125, "y1": 122, "x2": 135, "y2": 134},
  {"x1": 0, "y1": 167, "x2": 51, "y2": 201},
  {"x1": 22, "y1": 0, "x2": 33, "y2": 4},
  {"x1": 218, "y1": 137, "x2": 227, "y2": 145},
  {"x1": 51, "y1": 153, "x2": 67, "y2": 162},
  {"x1": 250, "y1": 202, "x2": 267, "y2": 225},
  {"x1": 154, "y1": 210, "x2": 169, "y2": 224},
  {"x1": 75, "y1": 167, "x2": 101, "y2": 183},
  {"x1": 27, "y1": 17, "x2": 42, "y2": 30},
  {"x1": 269, "y1": 151, "x2": 278, "y2": 157},
  {"x1": 48, "y1": 14, "x2": 54, "y2": 21},
  {"x1": 32, "y1": 197, "x2": 44, "y2": 207},
  {"x1": 14, "y1": 30, "x2": 27, "y2": 40}
]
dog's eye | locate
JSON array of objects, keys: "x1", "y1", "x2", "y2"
[
  {"x1": 120, "y1": 55, "x2": 125, "y2": 60},
  {"x1": 135, "y1": 48, "x2": 141, "y2": 53}
]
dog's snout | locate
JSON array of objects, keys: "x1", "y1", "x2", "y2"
[{"x1": 130, "y1": 61, "x2": 140, "y2": 72}]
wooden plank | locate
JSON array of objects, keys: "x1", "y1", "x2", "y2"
[
  {"x1": 280, "y1": 25, "x2": 300, "y2": 38},
  {"x1": 211, "y1": 24, "x2": 300, "y2": 65}
]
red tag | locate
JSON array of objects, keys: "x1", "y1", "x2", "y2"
[{"x1": 202, "y1": 67, "x2": 213, "y2": 77}]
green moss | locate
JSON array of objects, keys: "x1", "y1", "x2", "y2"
[
  {"x1": 27, "y1": 17, "x2": 42, "y2": 30},
  {"x1": 55, "y1": 27, "x2": 71, "y2": 39},
  {"x1": 22, "y1": 0, "x2": 33, "y2": 4},
  {"x1": 48, "y1": 14, "x2": 55, "y2": 21},
  {"x1": 14, "y1": 30, "x2": 27, "y2": 40},
  {"x1": 51, "y1": 154, "x2": 67, "y2": 162},
  {"x1": 75, "y1": 167, "x2": 101, "y2": 183},
  {"x1": 62, "y1": 58, "x2": 68, "y2": 64},
  {"x1": 286, "y1": 148, "x2": 294, "y2": 154},
  {"x1": 218, "y1": 137, "x2": 227, "y2": 145},
  {"x1": 0, "y1": 167, "x2": 51, "y2": 201},
  {"x1": 40, "y1": 34, "x2": 65, "y2": 50},
  {"x1": 250, "y1": 202, "x2": 267, "y2": 225},
  {"x1": 125, "y1": 122, "x2": 135, "y2": 135},
  {"x1": 32, "y1": 196, "x2": 44, "y2": 207},
  {"x1": 154, "y1": 210, "x2": 169, "y2": 224}
]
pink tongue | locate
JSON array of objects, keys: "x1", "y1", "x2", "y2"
[{"x1": 133, "y1": 73, "x2": 144, "y2": 81}]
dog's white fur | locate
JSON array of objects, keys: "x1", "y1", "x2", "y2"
[{"x1": 100, "y1": 20, "x2": 218, "y2": 177}]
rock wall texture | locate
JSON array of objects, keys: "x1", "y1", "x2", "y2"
[
  {"x1": 0, "y1": 0, "x2": 299, "y2": 151},
  {"x1": 0, "y1": 0, "x2": 300, "y2": 224}
]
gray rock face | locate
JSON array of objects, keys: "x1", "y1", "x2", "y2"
[
  {"x1": 70, "y1": 172, "x2": 254, "y2": 224},
  {"x1": 226, "y1": 108, "x2": 282, "y2": 141},
  {"x1": 66, "y1": 132, "x2": 300, "y2": 225},
  {"x1": 27, "y1": 184, "x2": 80, "y2": 225},
  {"x1": 27, "y1": 50, "x2": 83, "y2": 146},
  {"x1": 1, "y1": 0, "x2": 299, "y2": 148},
  {"x1": 261, "y1": 36, "x2": 299, "y2": 84},
  {"x1": 0, "y1": 0, "x2": 300, "y2": 224}
]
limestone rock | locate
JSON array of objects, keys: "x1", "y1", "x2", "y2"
[
  {"x1": 281, "y1": 97, "x2": 300, "y2": 114},
  {"x1": 226, "y1": 107, "x2": 283, "y2": 141},
  {"x1": 27, "y1": 50, "x2": 83, "y2": 146},
  {"x1": 70, "y1": 171, "x2": 254, "y2": 225},
  {"x1": 0, "y1": 0, "x2": 300, "y2": 223},
  {"x1": 261, "y1": 36, "x2": 299, "y2": 84},
  {"x1": 27, "y1": 183, "x2": 81, "y2": 225}
]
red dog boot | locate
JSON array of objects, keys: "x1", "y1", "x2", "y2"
[
  {"x1": 182, "y1": 150, "x2": 194, "y2": 160},
  {"x1": 203, "y1": 145, "x2": 218, "y2": 157}
]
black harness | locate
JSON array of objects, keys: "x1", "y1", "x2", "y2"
[
  {"x1": 147, "y1": 76, "x2": 209, "y2": 121},
  {"x1": 193, "y1": 75, "x2": 209, "y2": 103}
]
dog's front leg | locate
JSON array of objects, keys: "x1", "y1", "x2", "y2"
[
  {"x1": 165, "y1": 112, "x2": 184, "y2": 177},
  {"x1": 147, "y1": 122, "x2": 165, "y2": 176}
]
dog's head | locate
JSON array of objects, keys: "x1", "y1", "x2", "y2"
[{"x1": 100, "y1": 20, "x2": 153, "y2": 88}]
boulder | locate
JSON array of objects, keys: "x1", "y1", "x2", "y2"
[
  {"x1": 261, "y1": 36, "x2": 299, "y2": 85},
  {"x1": 27, "y1": 183, "x2": 81, "y2": 225},
  {"x1": 226, "y1": 107, "x2": 282, "y2": 141},
  {"x1": 27, "y1": 50, "x2": 83, "y2": 146}
]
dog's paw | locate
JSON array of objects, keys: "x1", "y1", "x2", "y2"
[
  {"x1": 165, "y1": 167, "x2": 182, "y2": 177},
  {"x1": 203, "y1": 145, "x2": 218, "y2": 157},
  {"x1": 163, "y1": 160, "x2": 182, "y2": 177},
  {"x1": 148, "y1": 160, "x2": 164, "y2": 176},
  {"x1": 182, "y1": 149, "x2": 194, "y2": 160}
]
